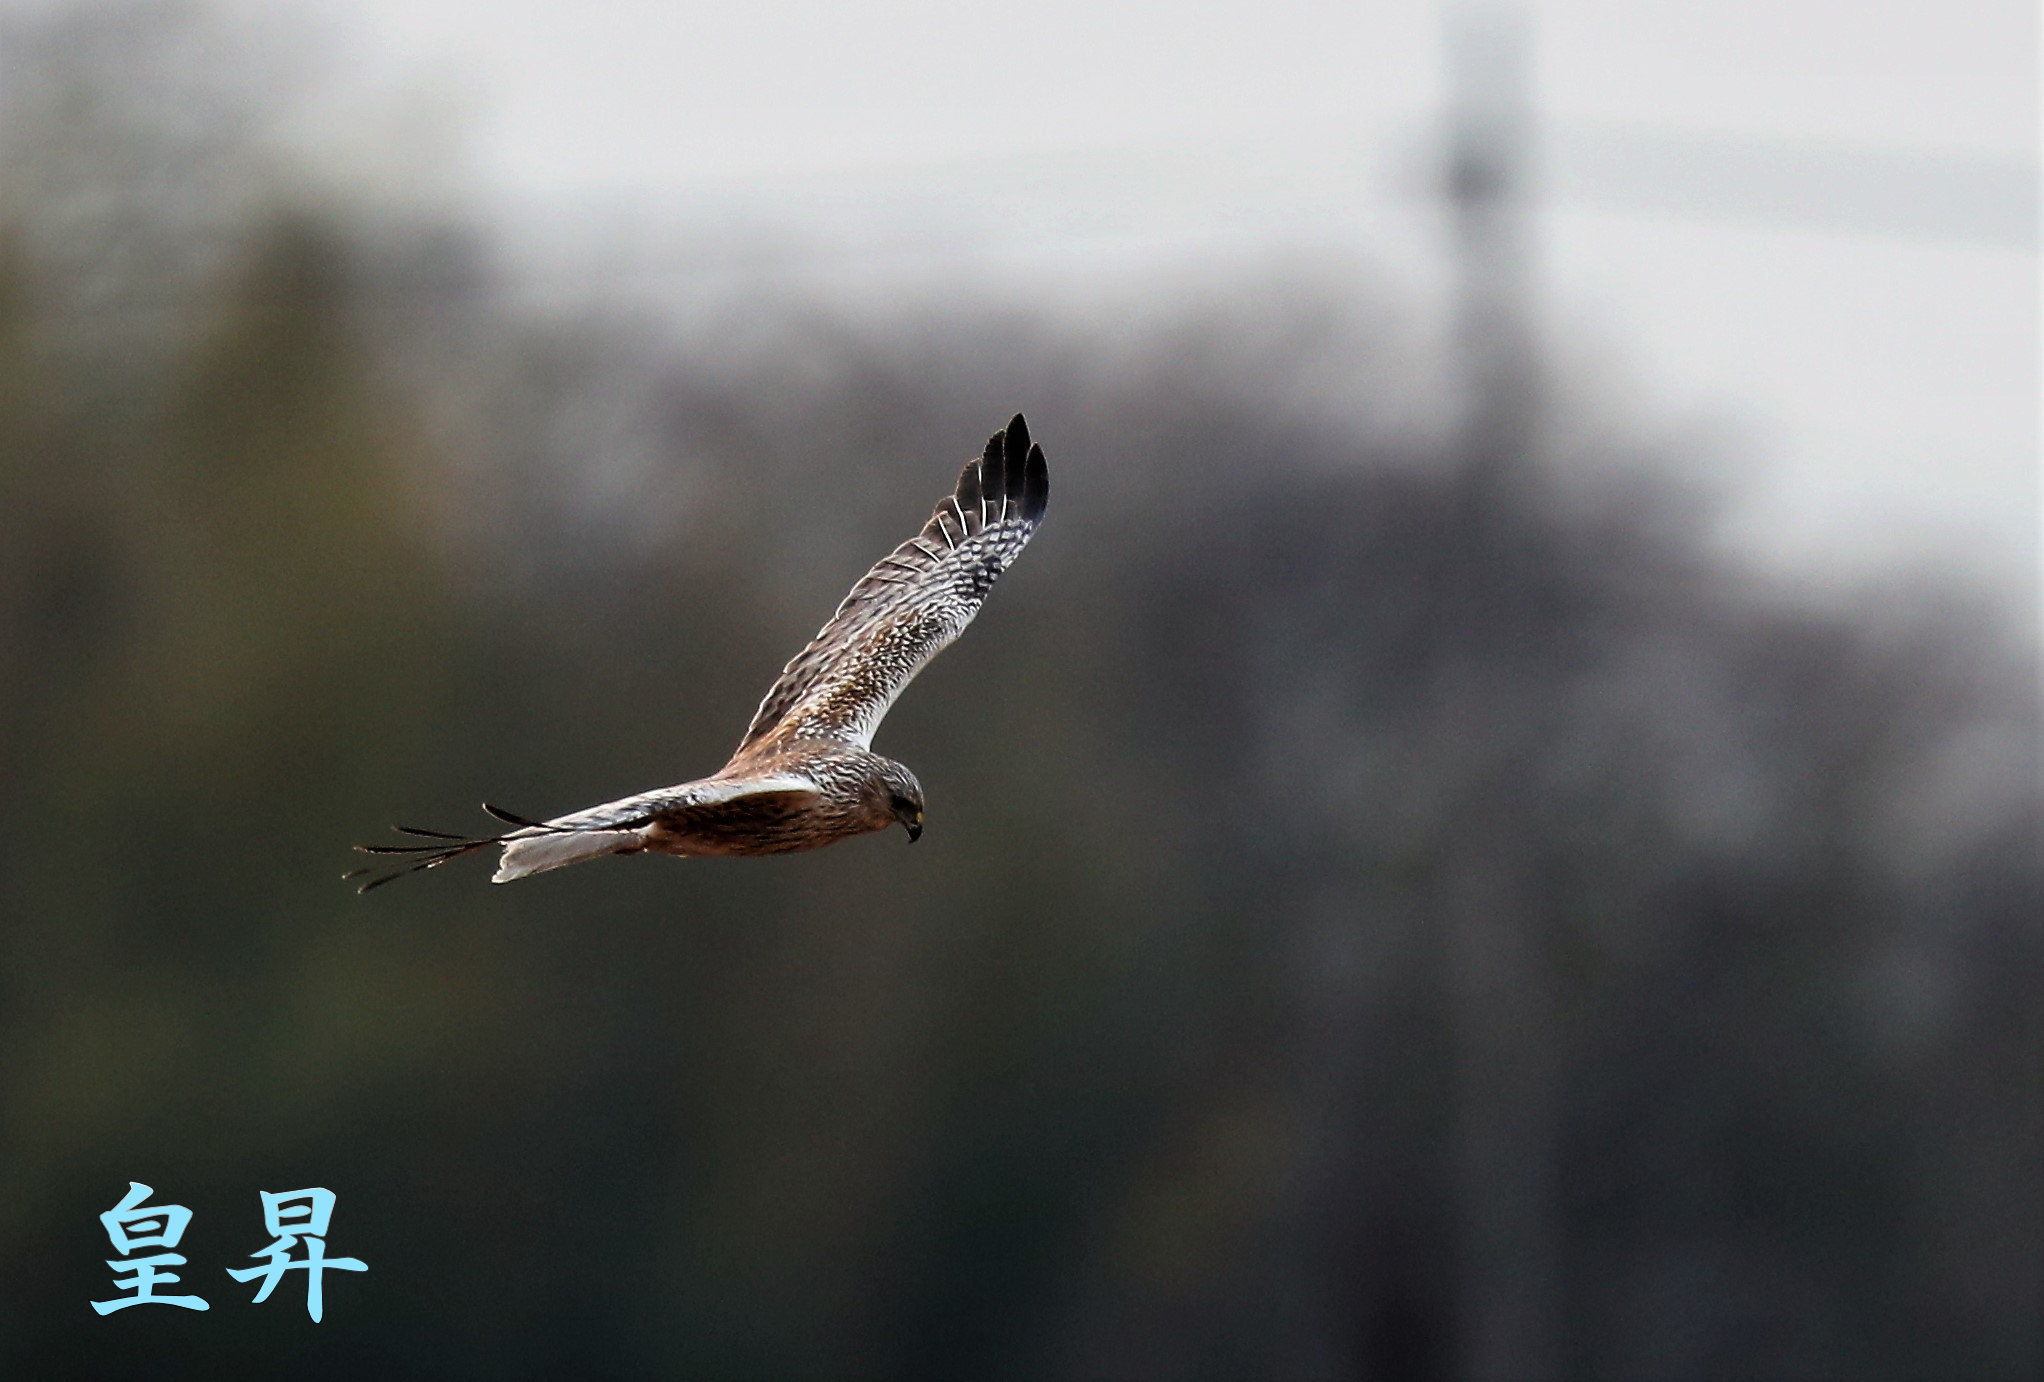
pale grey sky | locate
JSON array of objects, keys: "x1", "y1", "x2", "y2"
[{"x1": 312, "y1": 0, "x2": 2037, "y2": 606}]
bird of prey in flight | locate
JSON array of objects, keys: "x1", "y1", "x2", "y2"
[{"x1": 349, "y1": 414, "x2": 1048, "y2": 891}]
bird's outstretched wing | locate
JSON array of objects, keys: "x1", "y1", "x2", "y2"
[
  {"x1": 732, "y1": 413, "x2": 1048, "y2": 756},
  {"x1": 516, "y1": 772, "x2": 822, "y2": 833},
  {"x1": 346, "y1": 773, "x2": 819, "y2": 891}
]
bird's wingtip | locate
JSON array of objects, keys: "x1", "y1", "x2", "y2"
[{"x1": 1003, "y1": 413, "x2": 1030, "y2": 465}]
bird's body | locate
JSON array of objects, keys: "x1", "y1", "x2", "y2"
[
  {"x1": 532, "y1": 742, "x2": 909, "y2": 866},
  {"x1": 349, "y1": 415, "x2": 1048, "y2": 891}
]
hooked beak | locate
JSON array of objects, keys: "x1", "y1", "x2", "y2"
[{"x1": 905, "y1": 812, "x2": 923, "y2": 843}]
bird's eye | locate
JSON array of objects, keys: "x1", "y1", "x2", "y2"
[{"x1": 890, "y1": 794, "x2": 916, "y2": 814}]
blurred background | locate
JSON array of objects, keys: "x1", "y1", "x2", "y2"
[{"x1": 0, "y1": 1, "x2": 2036, "y2": 1377}]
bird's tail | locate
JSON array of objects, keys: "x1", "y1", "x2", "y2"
[
  {"x1": 345, "y1": 804, "x2": 644, "y2": 892},
  {"x1": 491, "y1": 827, "x2": 644, "y2": 883}
]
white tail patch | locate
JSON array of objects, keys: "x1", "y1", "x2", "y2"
[{"x1": 492, "y1": 828, "x2": 646, "y2": 883}]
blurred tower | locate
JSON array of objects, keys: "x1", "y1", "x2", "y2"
[
  {"x1": 1446, "y1": 6, "x2": 1537, "y2": 501},
  {"x1": 1439, "y1": 9, "x2": 1561, "y2": 1382}
]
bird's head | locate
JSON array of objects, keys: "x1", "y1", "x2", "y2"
[{"x1": 870, "y1": 760, "x2": 925, "y2": 842}]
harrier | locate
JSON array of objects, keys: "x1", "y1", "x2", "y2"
[{"x1": 348, "y1": 414, "x2": 1048, "y2": 891}]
